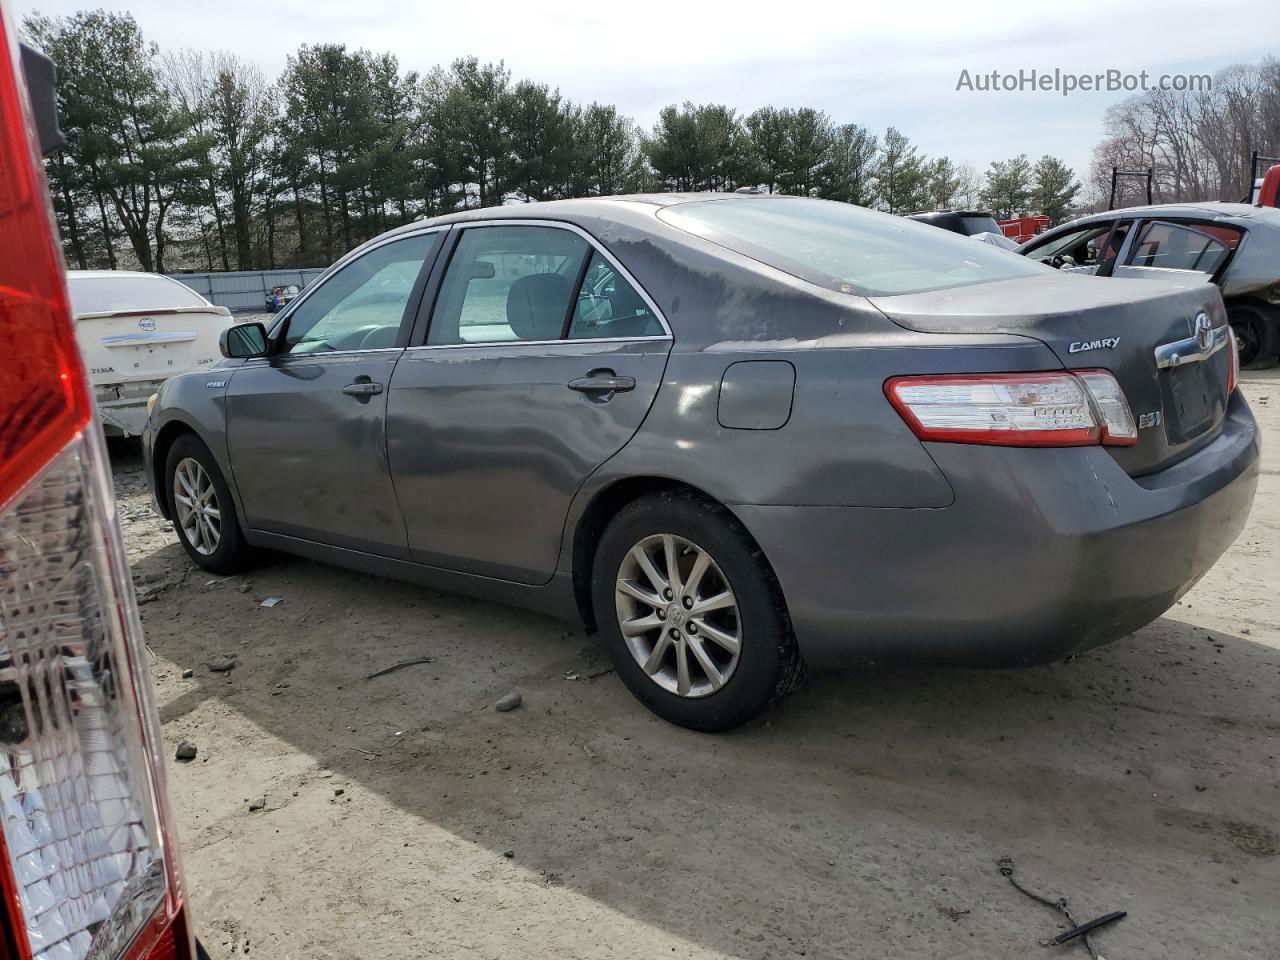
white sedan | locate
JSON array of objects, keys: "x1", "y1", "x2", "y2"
[{"x1": 68, "y1": 270, "x2": 232, "y2": 437}]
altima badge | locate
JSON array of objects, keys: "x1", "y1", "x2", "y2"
[{"x1": 1068, "y1": 337, "x2": 1120, "y2": 353}]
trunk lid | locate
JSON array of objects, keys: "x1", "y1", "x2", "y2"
[
  {"x1": 869, "y1": 272, "x2": 1233, "y2": 476},
  {"x1": 74, "y1": 305, "x2": 231, "y2": 384}
]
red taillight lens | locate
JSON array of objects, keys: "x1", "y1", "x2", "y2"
[
  {"x1": 885, "y1": 370, "x2": 1137, "y2": 448},
  {"x1": 1227, "y1": 327, "x2": 1239, "y2": 395},
  {"x1": 0, "y1": 9, "x2": 192, "y2": 960},
  {"x1": 0, "y1": 15, "x2": 89, "y2": 510}
]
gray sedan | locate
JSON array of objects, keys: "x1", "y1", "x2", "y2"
[{"x1": 143, "y1": 195, "x2": 1259, "y2": 730}]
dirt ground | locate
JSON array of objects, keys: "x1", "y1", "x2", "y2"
[{"x1": 110, "y1": 371, "x2": 1279, "y2": 960}]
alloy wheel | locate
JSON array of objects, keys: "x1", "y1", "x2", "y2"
[
  {"x1": 173, "y1": 457, "x2": 221, "y2": 556},
  {"x1": 614, "y1": 533, "x2": 742, "y2": 698}
]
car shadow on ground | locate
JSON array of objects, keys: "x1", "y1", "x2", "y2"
[{"x1": 130, "y1": 533, "x2": 1280, "y2": 960}]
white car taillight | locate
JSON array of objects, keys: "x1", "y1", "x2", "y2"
[
  {"x1": 885, "y1": 370, "x2": 1137, "y2": 448},
  {"x1": 0, "y1": 7, "x2": 193, "y2": 960}
]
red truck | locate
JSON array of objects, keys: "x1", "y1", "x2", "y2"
[{"x1": 997, "y1": 214, "x2": 1051, "y2": 244}]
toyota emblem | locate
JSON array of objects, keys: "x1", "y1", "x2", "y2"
[{"x1": 1193, "y1": 312, "x2": 1212, "y2": 352}]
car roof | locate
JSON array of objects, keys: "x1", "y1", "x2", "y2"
[
  {"x1": 376, "y1": 192, "x2": 806, "y2": 239},
  {"x1": 1068, "y1": 201, "x2": 1280, "y2": 225}
]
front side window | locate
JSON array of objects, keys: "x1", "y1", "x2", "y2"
[
  {"x1": 1024, "y1": 222, "x2": 1117, "y2": 267},
  {"x1": 282, "y1": 232, "x2": 440, "y2": 354},
  {"x1": 1126, "y1": 221, "x2": 1238, "y2": 274},
  {"x1": 660, "y1": 197, "x2": 1050, "y2": 297},
  {"x1": 429, "y1": 226, "x2": 590, "y2": 345}
]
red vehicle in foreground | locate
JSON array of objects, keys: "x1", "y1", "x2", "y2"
[{"x1": 0, "y1": 6, "x2": 200, "y2": 959}]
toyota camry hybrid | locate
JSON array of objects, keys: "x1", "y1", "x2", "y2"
[{"x1": 143, "y1": 195, "x2": 1260, "y2": 731}]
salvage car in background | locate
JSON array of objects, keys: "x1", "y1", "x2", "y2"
[
  {"x1": 1020, "y1": 203, "x2": 1280, "y2": 368},
  {"x1": 69, "y1": 270, "x2": 232, "y2": 436},
  {"x1": 144, "y1": 196, "x2": 1258, "y2": 731}
]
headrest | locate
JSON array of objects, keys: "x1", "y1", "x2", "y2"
[{"x1": 506, "y1": 273, "x2": 571, "y2": 341}]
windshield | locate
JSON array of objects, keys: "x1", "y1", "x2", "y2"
[
  {"x1": 660, "y1": 197, "x2": 1050, "y2": 296},
  {"x1": 69, "y1": 274, "x2": 208, "y2": 315}
]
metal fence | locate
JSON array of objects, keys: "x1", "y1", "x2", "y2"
[{"x1": 165, "y1": 268, "x2": 327, "y2": 312}]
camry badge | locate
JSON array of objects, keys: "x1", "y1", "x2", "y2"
[{"x1": 1068, "y1": 337, "x2": 1120, "y2": 354}]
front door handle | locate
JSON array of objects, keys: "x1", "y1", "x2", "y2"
[
  {"x1": 568, "y1": 370, "x2": 636, "y2": 401},
  {"x1": 342, "y1": 380, "x2": 384, "y2": 399}
]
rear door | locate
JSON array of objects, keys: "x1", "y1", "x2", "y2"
[
  {"x1": 1110, "y1": 219, "x2": 1240, "y2": 283},
  {"x1": 386, "y1": 221, "x2": 672, "y2": 584},
  {"x1": 226, "y1": 230, "x2": 442, "y2": 556}
]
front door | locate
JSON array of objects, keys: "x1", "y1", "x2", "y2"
[
  {"x1": 226, "y1": 231, "x2": 442, "y2": 556},
  {"x1": 386, "y1": 222, "x2": 672, "y2": 584}
]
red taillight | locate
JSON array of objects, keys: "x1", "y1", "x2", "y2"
[
  {"x1": 885, "y1": 369, "x2": 1138, "y2": 448},
  {"x1": 0, "y1": 16, "x2": 89, "y2": 510},
  {"x1": 0, "y1": 9, "x2": 193, "y2": 960},
  {"x1": 1227, "y1": 327, "x2": 1239, "y2": 395}
]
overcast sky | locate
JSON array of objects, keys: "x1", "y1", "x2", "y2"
[{"x1": 17, "y1": 0, "x2": 1280, "y2": 185}]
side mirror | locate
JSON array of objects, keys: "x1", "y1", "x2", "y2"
[{"x1": 220, "y1": 321, "x2": 270, "y2": 359}]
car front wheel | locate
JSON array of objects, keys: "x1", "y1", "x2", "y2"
[
  {"x1": 165, "y1": 434, "x2": 252, "y2": 574},
  {"x1": 591, "y1": 491, "x2": 805, "y2": 731}
]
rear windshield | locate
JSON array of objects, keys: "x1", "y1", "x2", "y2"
[
  {"x1": 960, "y1": 216, "x2": 1002, "y2": 236},
  {"x1": 659, "y1": 197, "x2": 1049, "y2": 296},
  {"x1": 69, "y1": 274, "x2": 207, "y2": 315}
]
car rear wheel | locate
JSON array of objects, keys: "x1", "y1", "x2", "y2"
[
  {"x1": 166, "y1": 433, "x2": 252, "y2": 574},
  {"x1": 591, "y1": 491, "x2": 805, "y2": 731},
  {"x1": 1229, "y1": 302, "x2": 1280, "y2": 370}
]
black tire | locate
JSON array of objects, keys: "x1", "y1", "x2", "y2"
[
  {"x1": 591, "y1": 491, "x2": 805, "y2": 732},
  {"x1": 1228, "y1": 301, "x2": 1280, "y2": 370},
  {"x1": 165, "y1": 433, "x2": 253, "y2": 574}
]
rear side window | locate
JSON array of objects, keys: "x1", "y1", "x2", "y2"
[
  {"x1": 429, "y1": 226, "x2": 589, "y2": 345},
  {"x1": 68, "y1": 274, "x2": 207, "y2": 315},
  {"x1": 569, "y1": 253, "x2": 665, "y2": 339},
  {"x1": 1126, "y1": 221, "x2": 1239, "y2": 274},
  {"x1": 660, "y1": 197, "x2": 1050, "y2": 296},
  {"x1": 428, "y1": 226, "x2": 666, "y2": 345}
]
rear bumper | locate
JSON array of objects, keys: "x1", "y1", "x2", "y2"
[
  {"x1": 94, "y1": 379, "x2": 164, "y2": 437},
  {"x1": 733, "y1": 393, "x2": 1260, "y2": 667}
]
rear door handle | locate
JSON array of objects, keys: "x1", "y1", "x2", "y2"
[
  {"x1": 568, "y1": 371, "x2": 636, "y2": 399},
  {"x1": 342, "y1": 381, "x2": 384, "y2": 398}
]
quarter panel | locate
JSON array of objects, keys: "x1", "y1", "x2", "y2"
[{"x1": 582, "y1": 333, "x2": 1064, "y2": 513}]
